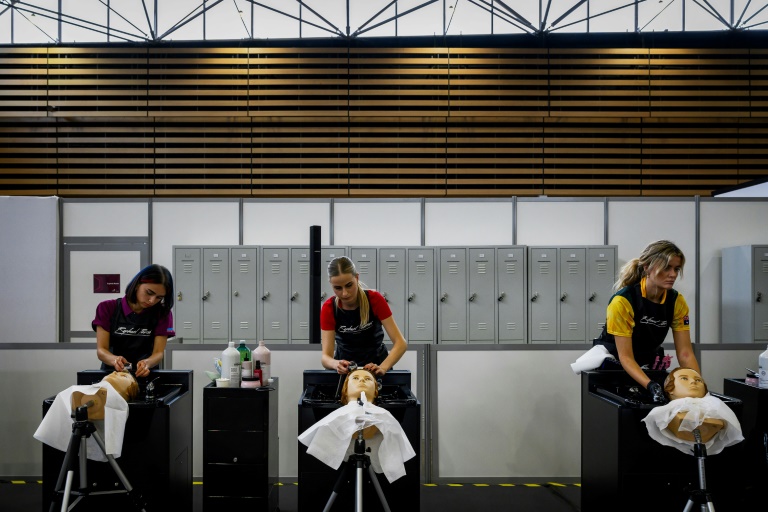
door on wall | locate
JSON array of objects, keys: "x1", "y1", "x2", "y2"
[{"x1": 63, "y1": 237, "x2": 149, "y2": 344}]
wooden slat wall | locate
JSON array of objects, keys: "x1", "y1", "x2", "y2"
[{"x1": 1, "y1": 38, "x2": 767, "y2": 198}]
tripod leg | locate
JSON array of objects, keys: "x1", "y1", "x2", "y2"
[
  {"x1": 49, "y1": 432, "x2": 84, "y2": 512},
  {"x1": 323, "y1": 462, "x2": 351, "y2": 512},
  {"x1": 356, "y1": 463, "x2": 363, "y2": 512},
  {"x1": 78, "y1": 436, "x2": 88, "y2": 489},
  {"x1": 366, "y1": 465, "x2": 391, "y2": 512},
  {"x1": 61, "y1": 470, "x2": 74, "y2": 512},
  {"x1": 90, "y1": 430, "x2": 147, "y2": 512}
]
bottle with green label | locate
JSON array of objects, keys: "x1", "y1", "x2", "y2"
[{"x1": 237, "y1": 340, "x2": 251, "y2": 363}]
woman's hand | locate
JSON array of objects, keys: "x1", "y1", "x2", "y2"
[
  {"x1": 113, "y1": 356, "x2": 128, "y2": 372},
  {"x1": 135, "y1": 359, "x2": 152, "y2": 377},
  {"x1": 336, "y1": 359, "x2": 351, "y2": 374},
  {"x1": 364, "y1": 362, "x2": 386, "y2": 376}
]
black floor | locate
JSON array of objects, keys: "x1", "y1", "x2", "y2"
[{"x1": 0, "y1": 479, "x2": 582, "y2": 512}]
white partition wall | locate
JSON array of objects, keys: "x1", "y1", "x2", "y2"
[
  {"x1": 517, "y1": 200, "x2": 605, "y2": 246},
  {"x1": 335, "y1": 200, "x2": 421, "y2": 246},
  {"x1": 243, "y1": 200, "x2": 332, "y2": 246},
  {"x1": 425, "y1": 200, "x2": 513, "y2": 246}
]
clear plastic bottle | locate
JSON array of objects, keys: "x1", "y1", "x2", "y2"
[
  {"x1": 253, "y1": 340, "x2": 271, "y2": 383},
  {"x1": 759, "y1": 345, "x2": 768, "y2": 389},
  {"x1": 237, "y1": 340, "x2": 251, "y2": 363},
  {"x1": 221, "y1": 341, "x2": 241, "y2": 388}
]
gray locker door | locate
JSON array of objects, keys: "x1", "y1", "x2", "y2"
[
  {"x1": 351, "y1": 248, "x2": 378, "y2": 291},
  {"x1": 408, "y1": 248, "x2": 435, "y2": 343},
  {"x1": 529, "y1": 248, "x2": 557, "y2": 343},
  {"x1": 231, "y1": 248, "x2": 258, "y2": 342},
  {"x1": 469, "y1": 248, "x2": 496, "y2": 343},
  {"x1": 754, "y1": 246, "x2": 768, "y2": 341},
  {"x1": 497, "y1": 247, "x2": 526, "y2": 344},
  {"x1": 378, "y1": 248, "x2": 406, "y2": 342},
  {"x1": 559, "y1": 248, "x2": 586, "y2": 342},
  {"x1": 587, "y1": 247, "x2": 615, "y2": 342},
  {"x1": 203, "y1": 248, "x2": 230, "y2": 342},
  {"x1": 261, "y1": 248, "x2": 289, "y2": 343},
  {"x1": 290, "y1": 248, "x2": 311, "y2": 343},
  {"x1": 174, "y1": 248, "x2": 202, "y2": 343},
  {"x1": 439, "y1": 248, "x2": 468, "y2": 344}
]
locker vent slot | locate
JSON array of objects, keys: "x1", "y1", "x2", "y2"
[
  {"x1": 538, "y1": 263, "x2": 550, "y2": 274},
  {"x1": 568, "y1": 262, "x2": 579, "y2": 275},
  {"x1": 271, "y1": 263, "x2": 281, "y2": 274},
  {"x1": 477, "y1": 323, "x2": 488, "y2": 330},
  {"x1": 358, "y1": 263, "x2": 370, "y2": 275},
  {"x1": 387, "y1": 263, "x2": 398, "y2": 274},
  {"x1": 598, "y1": 322, "x2": 606, "y2": 329},
  {"x1": 183, "y1": 263, "x2": 193, "y2": 274},
  {"x1": 210, "y1": 322, "x2": 221, "y2": 330},
  {"x1": 476, "y1": 262, "x2": 487, "y2": 274},
  {"x1": 449, "y1": 263, "x2": 459, "y2": 274},
  {"x1": 538, "y1": 323, "x2": 550, "y2": 330},
  {"x1": 449, "y1": 323, "x2": 459, "y2": 330},
  {"x1": 505, "y1": 262, "x2": 516, "y2": 274},
  {"x1": 238, "y1": 322, "x2": 249, "y2": 330},
  {"x1": 299, "y1": 262, "x2": 309, "y2": 274},
  {"x1": 270, "y1": 322, "x2": 281, "y2": 330},
  {"x1": 762, "y1": 322, "x2": 768, "y2": 331},
  {"x1": 299, "y1": 322, "x2": 308, "y2": 329},
  {"x1": 568, "y1": 322, "x2": 579, "y2": 330},
  {"x1": 210, "y1": 263, "x2": 221, "y2": 273},
  {"x1": 762, "y1": 262, "x2": 768, "y2": 274},
  {"x1": 182, "y1": 321, "x2": 193, "y2": 330},
  {"x1": 415, "y1": 322, "x2": 426, "y2": 331},
  {"x1": 415, "y1": 263, "x2": 427, "y2": 275},
  {"x1": 505, "y1": 322, "x2": 517, "y2": 331},
  {"x1": 596, "y1": 262, "x2": 608, "y2": 275},
  {"x1": 239, "y1": 263, "x2": 249, "y2": 273}
]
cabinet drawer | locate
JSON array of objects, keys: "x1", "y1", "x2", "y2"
[
  {"x1": 205, "y1": 396, "x2": 268, "y2": 431},
  {"x1": 203, "y1": 463, "x2": 268, "y2": 496},
  {"x1": 204, "y1": 430, "x2": 266, "y2": 464}
]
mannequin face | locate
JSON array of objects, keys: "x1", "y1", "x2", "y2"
[
  {"x1": 667, "y1": 368, "x2": 706, "y2": 400},
  {"x1": 341, "y1": 369, "x2": 377, "y2": 404},
  {"x1": 103, "y1": 371, "x2": 139, "y2": 401}
]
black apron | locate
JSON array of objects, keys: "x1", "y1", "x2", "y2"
[
  {"x1": 100, "y1": 298, "x2": 159, "y2": 371},
  {"x1": 332, "y1": 291, "x2": 388, "y2": 366}
]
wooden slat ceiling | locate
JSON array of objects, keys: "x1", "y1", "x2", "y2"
[{"x1": 0, "y1": 36, "x2": 766, "y2": 197}]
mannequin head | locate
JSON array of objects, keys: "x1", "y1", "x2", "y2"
[
  {"x1": 340, "y1": 368, "x2": 379, "y2": 405},
  {"x1": 103, "y1": 370, "x2": 140, "y2": 401},
  {"x1": 664, "y1": 367, "x2": 707, "y2": 400}
]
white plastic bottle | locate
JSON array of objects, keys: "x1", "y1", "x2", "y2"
[
  {"x1": 759, "y1": 345, "x2": 768, "y2": 389},
  {"x1": 222, "y1": 341, "x2": 241, "y2": 388},
  {"x1": 253, "y1": 340, "x2": 271, "y2": 384}
]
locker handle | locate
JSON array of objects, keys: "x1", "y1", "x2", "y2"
[
  {"x1": 498, "y1": 292, "x2": 506, "y2": 302},
  {"x1": 261, "y1": 291, "x2": 270, "y2": 301},
  {"x1": 382, "y1": 292, "x2": 388, "y2": 303},
  {"x1": 291, "y1": 292, "x2": 299, "y2": 301},
  {"x1": 560, "y1": 292, "x2": 568, "y2": 302},
  {"x1": 177, "y1": 292, "x2": 182, "y2": 301},
  {"x1": 202, "y1": 291, "x2": 210, "y2": 301},
  {"x1": 468, "y1": 293, "x2": 477, "y2": 302},
  {"x1": 588, "y1": 292, "x2": 597, "y2": 302},
  {"x1": 408, "y1": 293, "x2": 415, "y2": 302},
  {"x1": 530, "y1": 293, "x2": 539, "y2": 303},
  {"x1": 233, "y1": 291, "x2": 239, "y2": 297},
  {"x1": 320, "y1": 292, "x2": 326, "y2": 300},
  {"x1": 440, "y1": 293, "x2": 448, "y2": 303},
  {"x1": 758, "y1": 292, "x2": 763, "y2": 303}
]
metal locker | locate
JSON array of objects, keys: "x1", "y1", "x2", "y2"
[
  {"x1": 290, "y1": 248, "x2": 311, "y2": 342},
  {"x1": 587, "y1": 247, "x2": 616, "y2": 342},
  {"x1": 260, "y1": 247, "x2": 289, "y2": 343},
  {"x1": 439, "y1": 248, "x2": 468, "y2": 344},
  {"x1": 202, "y1": 248, "x2": 230, "y2": 342},
  {"x1": 469, "y1": 248, "x2": 496, "y2": 343},
  {"x1": 529, "y1": 247, "x2": 557, "y2": 343},
  {"x1": 497, "y1": 247, "x2": 526, "y2": 344},
  {"x1": 722, "y1": 245, "x2": 768, "y2": 342},
  {"x1": 378, "y1": 248, "x2": 406, "y2": 342},
  {"x1": 173, "y1": 247, "x2": 201, "y2": 344},
  {"x1": 230, "y1": 248, "x2": 258, "y2": 342},
  {"x1": 351, "y1": 248, "x2": 378, "y2": 291},
  {"x1": 558, "y1": 248, "x2": 586, "y2": 343},
  {"x1": 407, "y1": 248, "x2": 435, "y2": 343}
]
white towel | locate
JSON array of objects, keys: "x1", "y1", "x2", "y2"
[
  {"x1": 298, "y1": 393, "x2": 416, "y2": 483},
  {"x1": 641, "y1": 393, "x2": 744, "y2": 455},
  {"x1": 34, "y1": 382, "x2": 129, "y2": 461},
  {"x1": 571, "y1": 345, "x2": 616, "y2": 375}
]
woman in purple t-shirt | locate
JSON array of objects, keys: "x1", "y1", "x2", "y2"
[
  {"x1": 320, "y1": 256, "x2": 407, "y2": 376},
  {"x1": 92, "y1": 264, "x2": 175, "y2": 378}
]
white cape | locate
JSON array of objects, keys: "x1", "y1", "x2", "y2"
[
  {"x1": 34, "y1": 382, "x2": 129, "y2": 461},
  {"x1": 298, "y1": 394, "x2": 416, "y2": 483},
  {"x1": 641, "y1": 393, "x2": 743, "y2": 455}
]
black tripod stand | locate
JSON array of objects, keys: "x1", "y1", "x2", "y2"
[
  {"x1": 48, "y1": 401, "x2": 147, "y2": 512},
  {"x1": 322, "y1": 427, "x2": 391, "y2": 512},
  {"x1": 682, "y1": 429, "x2": 716, "y2": 512}
]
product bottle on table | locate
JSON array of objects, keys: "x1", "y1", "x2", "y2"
[
  {"x1": 759, "y1": 345, "x2": 768, "y2": 389},
  {"x1": 254, "y1": 340, "x2": 271, "y2": 383},
  {"x1": 222, "y1": 341, "x2": 241, "y2": 388},
  {"x1": 237, "y1": 340, "x2": 251, "y2": 363}
]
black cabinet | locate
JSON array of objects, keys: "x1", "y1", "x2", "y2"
[{"x1": 202, "y1": 379, "x2": 278, "y2": 511}]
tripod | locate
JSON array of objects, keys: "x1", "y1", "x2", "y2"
[
  {"x1": 682, "y1": 429, "x2": 715, "y2": 512},
  {"x1": 322, "y1": 428, "x2": 391, "y2": 512},
  {"x1": 48, "y1": 401, "x2": 147, "y2": 512}
]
